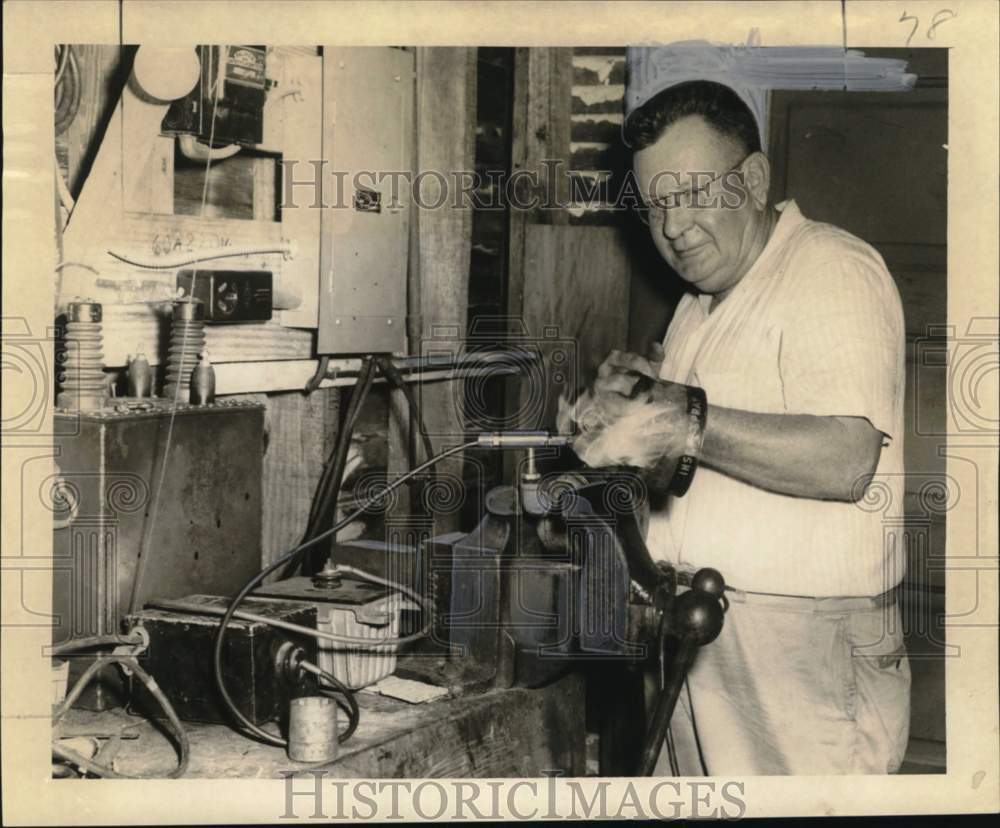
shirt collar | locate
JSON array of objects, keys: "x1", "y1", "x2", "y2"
[{"x1": 695, "y1": 199, "x2": 805, "y2": 314}]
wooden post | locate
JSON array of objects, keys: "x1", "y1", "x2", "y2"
[{"x1": 402, "y1": 47, "x2": 479, "y2": 536}]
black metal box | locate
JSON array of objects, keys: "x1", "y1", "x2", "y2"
[
  {"x1": 52, "y1": 400, "x2": 264, "y2": 646},
  {"x1": 176, "y1": 270, "x2": 273, "y2": 323},
  {"x1": 126, "y1": 595, "x2": 317, "y2": 726},
  {"x1": 52, "y1": 400, "x2": 264, "y2": 709}
]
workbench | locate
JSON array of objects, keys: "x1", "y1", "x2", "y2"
[{"x1": 55, "y1": 674, "x2": 585, "y2": 778}]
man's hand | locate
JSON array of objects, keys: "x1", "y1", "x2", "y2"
[
  {"x1": 560, "y1": 349, "x2": 886, "y2": 503},
  {"x1": 591, "y1": 343, "x2": 666, "y2": 420},
  {"x1": 562, "y1": 345, "x2": 702, "y2": 477},
  {"x1": 594, "y1": 343, "x2": 664, "y2": 390}
]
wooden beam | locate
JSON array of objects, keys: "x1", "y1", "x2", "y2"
[
  {"x1": 525, "y1": 48, "x2": 574, "y2": 226},
  {"x1": 519, "y1": 224, "x2": 631, "y2": 428},
  {"x1": 275, "y1": 51, "x2": 323, "y2": 326},
  {"x1": 405, "y1": 47, "x2": 479, "y2": 535}
]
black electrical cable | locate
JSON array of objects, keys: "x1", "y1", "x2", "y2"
[
  {"x1": 309, "y1": 356, "x2": 377, "y2": 537},
  {"x1": 376, "y1": 355, "x2": 436, "y2": 466},
  {"x1": 53, "y1": 654, "x2": 190, "y2": 778},
  {"x1": 658, "y1": 587, "x2": 681, "y2": 776},
  {"x1": 295, "y1": 356, "x2": 378, "y2": 577},
  {"x1": 51, "y1": 634, "x2": 141, "y2": 656},
  {"x1": 304, "y1": 355, "x2": 330, "y2": 394},
  {"x1": 685, "y1": 675, "x2": 710, "y2": 776},
  {"x1": 665, "y1": 725, "x2": 680, "y2": 776},
  {"x1": 213, "y1": 440, "x2": 477, "y2": 747},
  {"x1": 54, "y1": 45, "x2": 81, "y2": 136},
  {"x1": 149, "y1": 595, "x2": 432, "y2": 648},
  {"x1": 376, "y1": 355, "x2": 437, "y2": 517},
  {"x1": 52, "y1": 742, "x2": 130, "y2": 780},
  {"x1": 301, "y1": 660, "x2": 360, "y2": 744},
  {"x1": 299, "y1": 354, "x2": 438, "y2": 576},
  {"x1": 54, "y1": 44, "x2": 70, "y2": 86}
]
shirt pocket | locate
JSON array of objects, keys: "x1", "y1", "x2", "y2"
[
  {"x1": 692, "y1": 363, "x2": 786, "y2": 414},
  {"x1": 692, "y1": 325, "x2": 786, "y2": 413}
]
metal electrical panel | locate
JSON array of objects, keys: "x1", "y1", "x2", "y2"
[{"x1": 318, "y1": 47, "x2": 413, "y2": 355}]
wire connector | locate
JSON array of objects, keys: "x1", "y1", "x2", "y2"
[{"x1": 476, "y1": 431, "x2": 573, "y2": 449}]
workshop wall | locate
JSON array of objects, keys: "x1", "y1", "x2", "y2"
[
  {"x1": 54, "y1": 46, "x2": 478, "y2": 570},
  {"x1": 56, "y1": 46, "x2": 320, "y2": 369},
  {"x1": 507, "y1": 48, "x2": 633, "y2": 433},
  {"x1": 392, "y1": 47, "x2": 478, "y2": 537}
]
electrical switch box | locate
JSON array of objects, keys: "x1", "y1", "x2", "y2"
[
  {"x1": 177, "y1": 269, "x2": 273, "y2": 322},
  {"x1": 317, "y1": 48, "x2": 413, "y2": 355}
]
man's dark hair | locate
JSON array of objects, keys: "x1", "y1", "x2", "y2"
[{"x1": 624, "y1": 79, "x2": 762, "y2": 156}]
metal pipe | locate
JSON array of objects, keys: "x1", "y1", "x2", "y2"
[{"x1": 638, "y1": 637, "x2": 697, "y2": 775}]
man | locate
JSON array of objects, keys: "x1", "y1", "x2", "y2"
[{"x1": 576, "y1": 80, "x2": 910, "y2": 775}]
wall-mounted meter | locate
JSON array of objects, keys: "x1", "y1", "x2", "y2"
[
  {"x1": 162, "y1": 45, "x2": 271, "y2": 147},
  {"x1": 317, "y1": 48, "x2": 414, "y2": 355}
]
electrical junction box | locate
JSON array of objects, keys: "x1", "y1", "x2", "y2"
[
  {"x1": 177, "y1": 269, "x2": 273, "y2": 322},
  {"x1": 126, "y1": 595, "x2": 317, "y2": 725},
  {"x1": 317, "y1": 47, "x2": 413, "y2": 355}
]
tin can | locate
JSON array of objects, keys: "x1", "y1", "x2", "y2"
[{"x1": 287, "y1": 696, "x2": 338, "y2": 762}]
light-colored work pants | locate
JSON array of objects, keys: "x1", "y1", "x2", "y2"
[{"x1": 654, "y1": 589, "x2": 911, "y2": 775}]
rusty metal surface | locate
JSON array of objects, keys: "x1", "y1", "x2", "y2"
[{"x1": 52, "y1": 400, "x2": 265, "y2": 647}]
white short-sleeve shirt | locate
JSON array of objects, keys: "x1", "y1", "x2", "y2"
[{"x1": 649, "y1": 200, "x2": 907, "y2": 597}]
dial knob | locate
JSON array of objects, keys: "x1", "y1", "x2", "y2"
[
  {"x1": 691, "y1": 567, "x2": 726, "y2": 598},
  {"x1": 215, "y1": 280, "x2": 239, "y2": 317},
  {"x1": 674, "y1": 589, "x2": 724, "y2": 646}
]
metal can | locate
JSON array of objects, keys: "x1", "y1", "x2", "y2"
[{"x1": 287, "y1": 696, "x2": 338, "y2": 763}]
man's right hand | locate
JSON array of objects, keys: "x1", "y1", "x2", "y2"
[
  {"x1": 557, "y1": 343, "x2": 668, "y2": 438},
  {"x1": 592, "y1": 344, "x2": 665, "y2": 414}
]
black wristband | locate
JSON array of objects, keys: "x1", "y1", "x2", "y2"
[{"x1": 668, "y1": 385, "x2": 707, "y2": 496}]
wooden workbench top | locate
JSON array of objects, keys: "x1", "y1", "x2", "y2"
[{"x1": 56, "y1": 674, "x2": 585, "y2": 779}]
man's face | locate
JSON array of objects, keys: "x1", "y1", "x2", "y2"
[{"x1": 633, "y1": 115, "x2": 761, "y2": 297}]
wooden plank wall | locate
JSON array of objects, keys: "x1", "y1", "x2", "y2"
[
  {"x1": 393, "y1": 48, "x2": 479, "y2": 537},
  {"x1": 508, "y1": 48, "x2": 633, "y2": 438},
  {"x1": 567, "y1": 48, "x2": 627, "y2": 225},
  {"x1": 521, "y1": 224, "x2": 632, "y2": 425},
  {"x1": 225, "y1": 387, "x2": 340, "y2": 569},
  {"x1": 56, "y1": 46, "x2": 321, "y2": 368}
]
